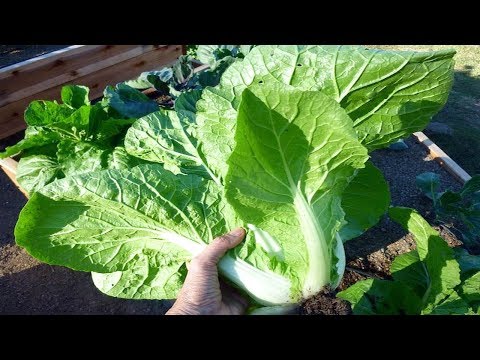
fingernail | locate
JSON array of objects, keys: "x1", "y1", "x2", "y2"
[{"x1": 230, "y1": 227, "x2": 245, "y2": 237}]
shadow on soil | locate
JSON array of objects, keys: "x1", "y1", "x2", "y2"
[
  {"x1": 426, "y1": 68, "x2": 480, "y2": 176},
  {"x1": 0, "y1": 263, "x2": 172, "y2": 315},
  {"x1": 347, "y1": 68, "x2": 480, "y2": 262}
]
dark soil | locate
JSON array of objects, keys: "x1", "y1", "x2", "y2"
[
  {"x1": 342, "y1": 136, "x2": 462, "y2": 278},
  {"x1": 299, "y1": 287, "x2": 352, "y2": 315},
  {"x1": 0, "y1": 45, "x2": 68, "y2": 68}
]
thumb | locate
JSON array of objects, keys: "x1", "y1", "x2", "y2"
[{"x1": 195, "y1": 227, "x2": 246, "y2": 266}]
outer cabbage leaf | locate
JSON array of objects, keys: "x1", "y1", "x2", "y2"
[
  {"x1": 340, "y1": 161, "x2": 390, "y2": 241},
  {"x1": 16, "y1": 154, "x2": 61, "y2": 194},
  {"x1": 125, "y1": 110, "x2": 214, "y2": 180},
  {"x1": 15, "y1": 164, "x2": 292, "y2": 304},
  {"x1": 107, "y1": 146, "x2": 150, "y2": 171},
  {"x1": 225, "y1": 84, "x2": 369, "y2": 298},
  {"x1": 61, "y1": 85, "x2": 90, "y2": 109},
  {"x1": 197, "y1": 45, "x2": 455, "y2": 155}
]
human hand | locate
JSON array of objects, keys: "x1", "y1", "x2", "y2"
[{"x1": 166, "y1": 227, "x2": 248, "y2": 315}]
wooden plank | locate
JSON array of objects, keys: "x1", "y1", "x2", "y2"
[
  {"x1": 0, "y1": 45, "x2": 161, "y2": 107},
  {"x1": 0, "y1": 45, "x2": 86, "y2": 78},
  {"x1": 0, "y1": 157, "x2": 17, "y2": 174},
  {"x1": 413, "y1": 131, "x2": 472, "y2": 184},
  {"x1": 0, "y1": 45, "x2": 182, "y2": 139},
  {"x1": 0, "y1": 158, "x2": 28, "y2": 198}
]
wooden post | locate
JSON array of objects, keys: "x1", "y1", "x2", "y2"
[
  {"x1": 413, "y1": 131, "x2": 472, "y2": 184},
  {"x1": 0, "y1": 158, "x2": 28, "y2": 198}
]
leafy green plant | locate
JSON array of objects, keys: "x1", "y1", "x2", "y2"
[
  {"x1": 102, "y1": 83, "x2": 159, "y2": 118},
  {"x1": 338, "y1": 207, "x2": 480, "y2": 314},
  {"x1": 195, "y1": 45, "x2": 253, "y2": 66},
  {"x1": 416, "y1": 172, "x2": 441, "y2": 203},
  {"x1": 1, "y1": 46, "x2": 245, "y2": 194},
  {"x1": 123, "y1": 46, "x2": 252, "y2": 106},
  {"x1": 10, "y1": 46, "x2": 457, "y2": 310},
  {"x1": 416, "y1": 172, "x2": 480, "y2": 252},
  {"x1": 122, "y1": 55, "x2": 198, "y2": 103},
  {"x1": 0, "y1": 85, "x2": 139, "y2": 194},
  {"x1": 16, "y1": 84, "x2": 370, "y2": 305},
  {"x1": 186, "y1": 45, "x2": 198, "y2": 57}
]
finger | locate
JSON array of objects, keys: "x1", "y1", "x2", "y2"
[{"x1": 195, "y1": 227, "x2": 246, "y2": 265}]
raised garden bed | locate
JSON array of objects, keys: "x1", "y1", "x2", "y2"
[{"x1": 0, "y1": 45, "x2": 183, "y2": 139}]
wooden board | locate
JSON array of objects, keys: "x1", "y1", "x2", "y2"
[
  {"x1": 0, "y1": 158, "x2": 28, "y2": 198},
  {"x1": 413, "y1": 131, "x2": 472, "y2": 184},
  {"x1": 0, "y1": 45, "x2": 157, "y2": 107},
  {"x1": 0, "y1": 45, "x2": 182, "y2": 139}
]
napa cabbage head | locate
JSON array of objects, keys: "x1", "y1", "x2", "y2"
[
  {"x1": 13, "y1": 45, "x2": 454, "y2": 309},
  {"x1": 15, "y1": 83, "x2": 368, "y2": 306}
]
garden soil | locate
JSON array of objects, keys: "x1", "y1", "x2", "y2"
[{"x1": 299, "y1": 287, "x2": 352, "y2": 315}]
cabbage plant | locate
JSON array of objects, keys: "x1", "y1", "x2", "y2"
[{"x1": 12, "y1": 46, "x2": 455, "y2": 309}]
